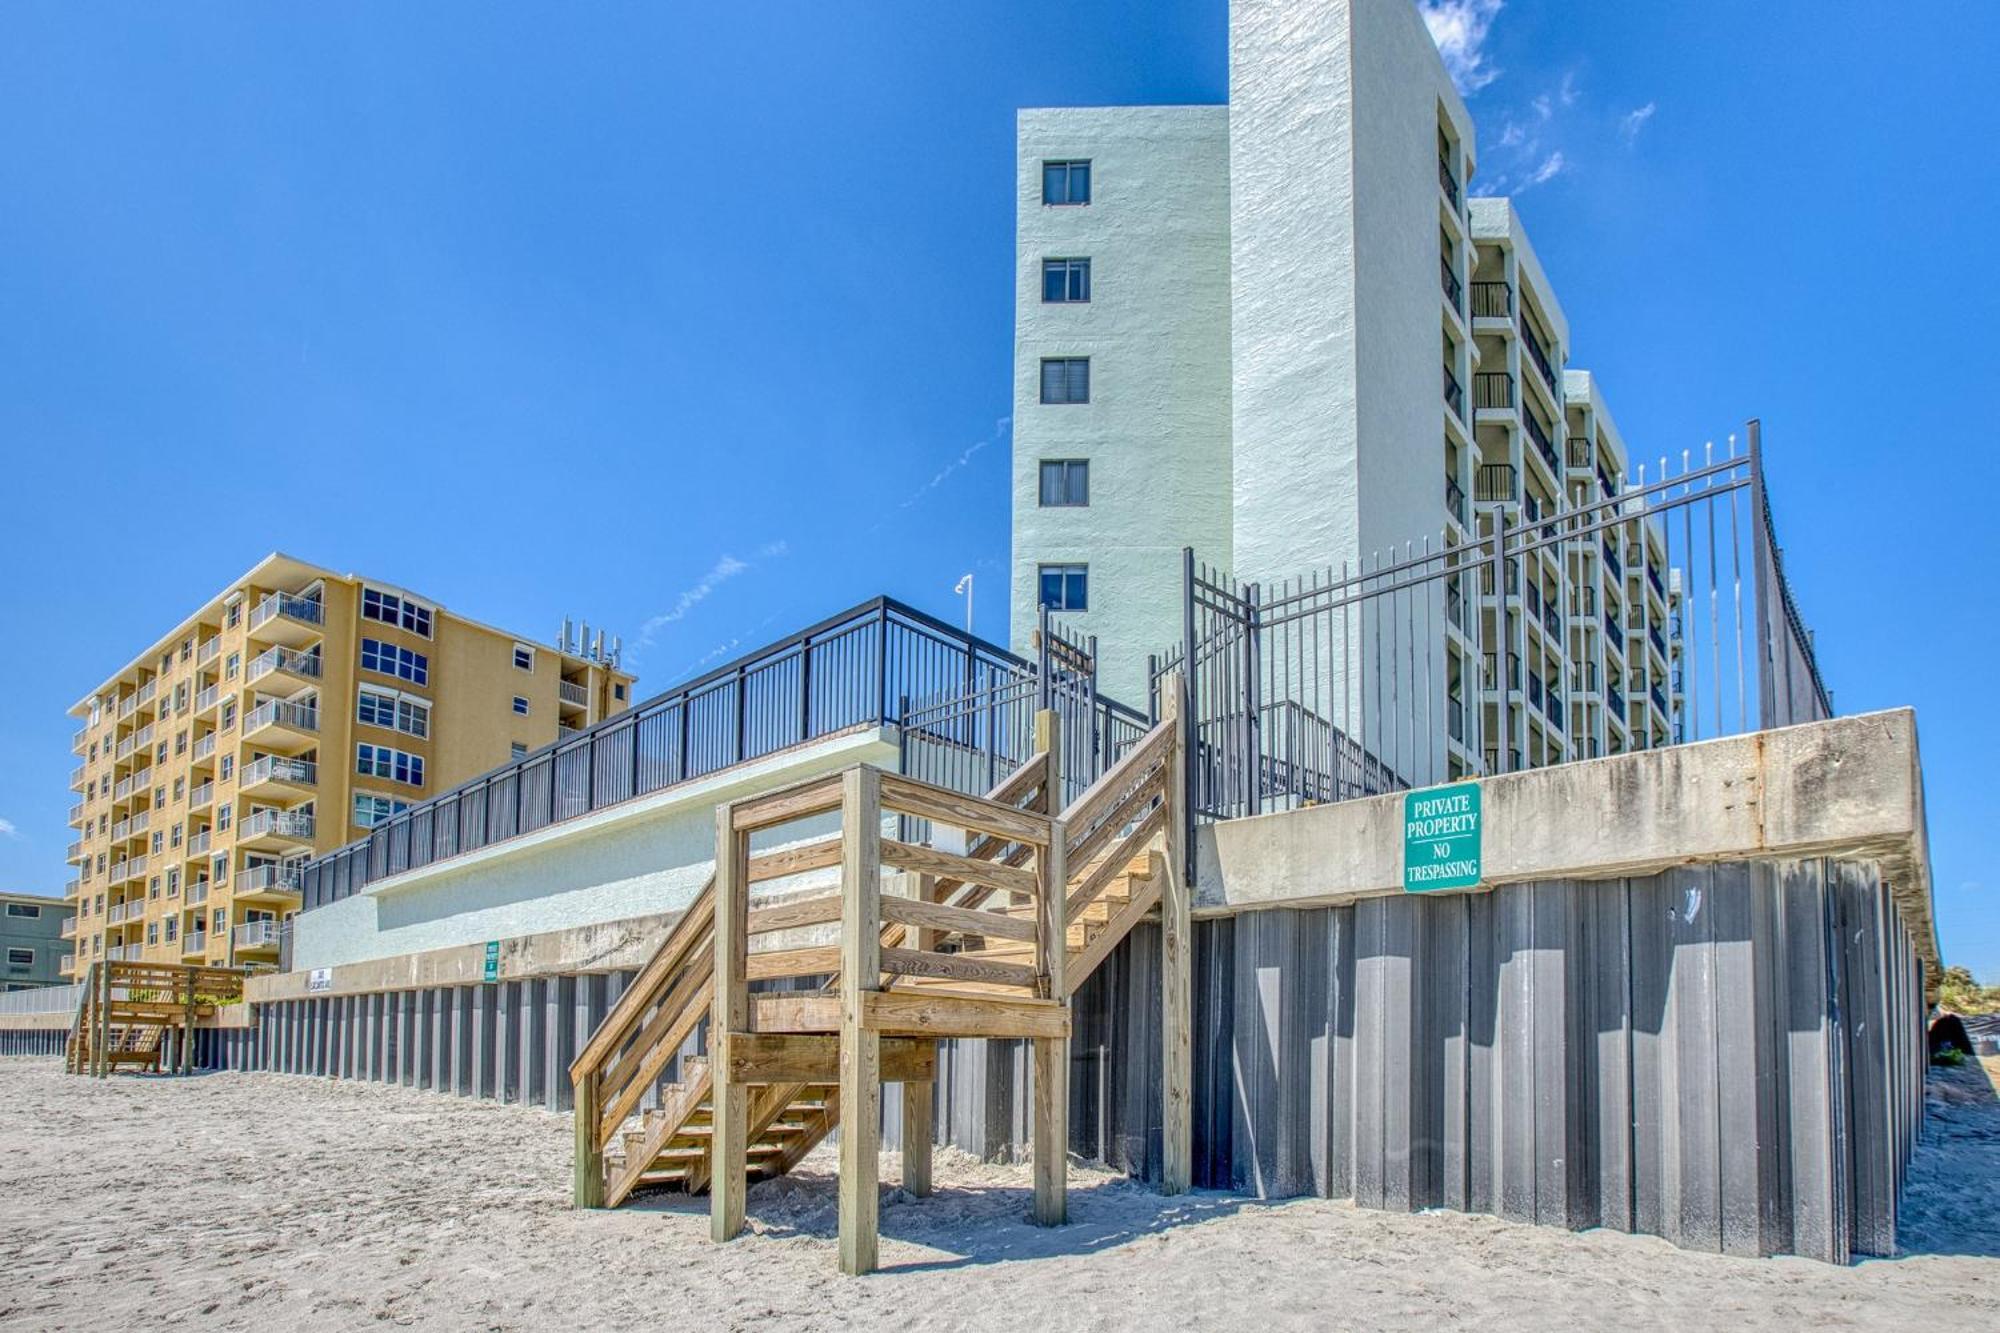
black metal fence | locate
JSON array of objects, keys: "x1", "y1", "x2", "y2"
[
  {"x1": 300, "y1": 597, "x2": 1148, "y2": 912},
  {"x1": 1151, "y1": 421, "x2": 1831, "y2": 831}
]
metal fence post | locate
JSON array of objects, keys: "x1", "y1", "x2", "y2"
[
  {"x1": 1490, "y1": 512, "x2": 1512, "y2": 774},
  {"x1": 1747, "y1": 418, "x2": 1776, "y2": 730},
  {"x1": 1243, "y1": 581, "x2": 1262, "y2": 817}
]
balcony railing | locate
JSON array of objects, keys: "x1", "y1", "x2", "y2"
[
  {"x1": 1443, "y1": 365, "x2": 1465, "y2": 418},
  {"x1": 1650, "y1": 624, "x2": 1668, "y2": 659},
  {"x1": 1567, "y1": 439, "x2": 1592, "y2": 469},
  {"x1": 234, "y1": 919, "x2": 282, "y2": 949},
  {"x1": 181, "y1": 931, "x2": 207, "y2": 955},
  {"x1": 1440, "y1": 256, "x2": 1463, "y2": 312},
  {"x1": 1474, "y1": 371, "x2": 1515, "y2": 411},
  {"x1": 69, "y1": 765, "x2": 86, "y2": 789},
  {"x1": 1438, "y1": 154, "x2": 1460, "y2": 208},
  {"x1": 1520, "y1": 316, "x2": 1558, "y2": 393},
  {"x1": 66, "y1": 840, "x2": 84, "y2": 861},
  {"x1": 1445, "y1": 475, "x2": 1467, "y2": 527},
  {"x1": 1598, "y1": 467, "x2": 1618, "y2": 500},
  {"x1": 72, "y1": 726, "x2": 87, "y2": 752},
  {"x1": 197, "y1": 638, "x2": 221, "y2": 666},
  {"x1": 1475, "y1": 463, "x2": 1518, "y2": 504},
  {"x1": 1648, "y1": 563, "x2": 1666, "y2": 601},
  {"x1": 187, "y1": 829, "x2": 211, "y2": 858},
  {"x1": 1607, "y1": 685, "x2": 1626, "y2": 722},
  {"x1": 60, "y1": 918, "x2": 77, "y2": 939},
  {"x1": 189, "y1": 781, "x2": 214, "y2": 809},
  {"x1": 247, "y1": 645, "x2": 323, "y2": 685},
  {"x1": 242, "y1": 755, "x2": 317, "y2": 789},
  {"x1": 192, "y1": 733, "x2": 216, "y2": 763},
  {"x1": 249, "y1": 591, "x2": 325, "y2": 634},
  {"x1": 1447, "y1": 695, "x2": 1466, "y2": 743},
  {"x1": 558, "y1": 678, "x2": 588, "y2": 708},
  {"x1": 1652, "y1": 684, "x2": 1670, "y2": 717},
  {"x1": 1481, "y1": 652, "x2": 1522, "y2": 691},
  {"x1": 187, "y1": 879, "x2": 210, "y2": 905},
  {"x1": 240, "y1": 809, "x2": 316, "y2": 844},
  {"x1": 240, "y1": 863, "x2": 303, "y2": 896},
  {"x1": 1604, "y1": 541, "x2": 1624, "y2": 582},
  {"x1": 1605, "y1": 614, "x2": 1625, "y2": 653},
  {"x1": 243, "y1": 699, "x2": 319, "y2": 736},
  {"x1": 195, "y1": 684, "x2": 220, "y2": 713},
  {"x1": 1523, "y1": 411, "x2": 1559, "y2": 475},
  {"x1": 1470, "y1": 281, "x2": 1511, "y2": 319}
]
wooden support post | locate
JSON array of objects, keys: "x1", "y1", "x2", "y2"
[
  {"x1": 711, "y1": 803, "x2": 751, "y2": 1243},
  {"x1": 182, "y1": 965, "x2": 196, "y2": 1075},
  {"x1": 573, "y1": 1068, "x2": 605, "y2": 1208},
  {"x1": 838, "y1": 767, "x2": 884, "y2": 1276},
  {"x1": 1034, "y1": 808, "x2": 1069, "y2": 1226},
  {"x1": 902, "y1": 870, "x2": 936, "y2": 1198},
  {"x1": 1160, "y1": 673, "x2": 1193, "y2": 1195},
  {"x1": 96, "y1": 960, "x2": 111, "y2": 1079}
]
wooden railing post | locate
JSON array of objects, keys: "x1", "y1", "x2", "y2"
[
  {"x1": 901, "y1": 870, "x2": 936, "y2": 1198},
  {"x1": 573, "y1": 1067, "x2": 605, "y2": 1208},
  {"x1": 711, "y1": 800, "x2": 751, "y2": 1243},
  {"x1": 1033, "y1": 811, "x2": 1068, "y2": 1227},
  {"x1": 1160, "y1": 672, "x2": 1193, "y2": 1195},
  {"x1": 837, "y1": 767, "x2": 884, "y2": 1275}
]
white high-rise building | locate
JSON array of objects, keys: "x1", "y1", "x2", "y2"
[{"x1": 1011, "y1": 0, "x2": 1668, "y2": 774}]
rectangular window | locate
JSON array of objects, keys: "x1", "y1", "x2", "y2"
[
  {"x1": 8, "y1": 947, "x2": 33, "y2": 966},
  {"x1": 613, "y1": 683, "x2": 626, "y2": 701},
  {"x1": 225, "y1": 652, "x2": 239, "y2": 680},
  {"x1": 165, "y1": 918, "x2": 177, "y2": 941},
  {"x1": 512, "y1": 696, "x2": 530, "y2": 716},
  {"x1": 513, "y1": 644, "x2": 535, "y2": 671},
  {"x1": 1041, "y1": 258, "x2": 1091, "y2": 303},
  {"x1": 226, "y1": 600, "x2": 241, "y2": 629},
  {"x1": 1039, "y1": 357, "x2": 1090, "y2": 405},
  {"x1": 361, "y1": 587, "x2": 434, "y2": 637},
  {"x1": 1042, "y1": 159, "x2": 1091, "y2": 205},
  {"x1": 218, "y1": 804, "x2": 231, "y2": 832},
  {"x1": 356, "y1": 743, "x2": 425, "y2": 788},
  {"x1": 358, "y1": 688, "x2": 430, "y2": 739},
  {"x1": 213, "y1": 855, "x2": 228, "y2": 883},
  {"x1": 147, "y1": 922, "x2": 159, "y2": 945},
  {"x1": 5, "y1": 903, "x2": 38, "y2": 919},
  {"x1": 352, "y1": 793, "x2": 413, "y2": 829},
  {"x1": 213, "y1": 908, "x2": 225, "y2": 933},
  {"x1": 1037, "y1": 563, "x2": 1089, "y2": 612},
  {"x1": 1038, "y1": 459, "x2": 1090, "y2": 507},
  {"x1": 360, "y1": 638, "x2": 429, "y2": 686},
  {"x1": 510, "y1": 742, "x2": 528, "y2": 760}
]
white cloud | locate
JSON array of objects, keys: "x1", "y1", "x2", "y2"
[
  {"x1": 899, "y1": 415, "x2": 1010, "y2": 511},
  {"x1": 0, "y1": 817, "x2": 16, "y2": 839},
  {"x1": 1419, "y1": 0, "x2": 1505, "y2": 95},
  {"x1": 1559, "y1": 70, "x2": 1580, "y2": 108},
  {"x1": 1525, "y1": 151, "x2": 1568, "y2": 187},
  {"x1": 628, "y1": 542, "x2": 790, "y2": 664},
  {"x1": 1620, "y1": 101, "x2": 1658, "y2": 143},
  {"x1": 1532, "y1": 92, "x2": 1553, "y2": 121},
  {"x1": 1498, "y1": 122, "x2": 1526, "y2": 149}
]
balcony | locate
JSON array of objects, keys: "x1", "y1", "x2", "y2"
[
  {"x1": 66, "y1": 840, "x2": 84, "y2": 862},
  {"x1": 1647, "y1": 563, "x2": 1666, "y2": 601},
  {"x1": 1651, "y1": 684, "x2": 1669, "y2": 717},
  {"x1": 1440, "y1": 256, "x2": 1463, "y2": 313},
  {"x1": 1566, "y1": 439, "x2": 1592, "y2": 470},
  {"x1": 1438, "y1": 154, "x2": 1460, "y2": 209},
  {"x1": 1447, "y1": 695, "x2": 1465, "y2": 744},
  {"x1": 1474, "y1": 371, "x2": 1514, "y2": 411},
  {"x1": 247, "y1": 645, "x2": 322, "y2": 690},
  {"x1": 194, "y1": 683, "x2": 221, "y2": 715},
  {"x1": 247, "y1": 591, "x2": 325, "y2": 647},
  {"x1": 1520, "y1": 316, "x2": 1559, "y2": 394},
  {"x1": 1605, "y1": 615, "x2": 1626, "y2": 653},
  {"x1": 186, "y1": 829, "x2": 211, "y2": 859},
  {"x1": 1481, "y1": 651, "x2": 1522, "y2": 691},
  {"x1": 61, "y1": 917, "x2": 78, "y2": 939},
  {"x1": 1650, "y1": 624, "x2": 1668, "y2": 661},
  {"x1": 233, "y1": 919, "x2": 283, "y2": 951},
  {"x1": 1443, "y1": 365, "x2": 1465, "y2": 419},
  {"x1": 113, "y1": 774, "x2": 138, "y2": 802},
  {"x1": 238, "y1": 808, "x2": 316, "y2": 852},
  {"x1": 72, "y1": 726, "x2": 88, "y2": 753},
  {"x1": 558, "y1": 678, "x2": 589, "y2": 710},
  {"x1": 59, "y1": 956, "x2": 76, "y2": 977},
  {"x1": 1523, "y1": 412, "x2": 1560, "y2": 476},
  {"x1": 187, "y1": 878, "x2": 210, "y2": 906},
  {"x1": 1470, "y1": 280, "x2": 1511, "y2": 320},
  {"x1": 1604, "y1": 541, "x2": 1624, "y2": 582},
  {"x1": 1572, "y1": 661, "x2": 1600, "y2": 694},
  {"x1": 242, "y1": 698, "x2": 319, "y2": 751},
  {"x1": 69, "y1": 765, "x2": 86, "y2": 791},
  {"x1": 239, "y1": 862, "x2": 304, "y2": 899},
  {"x1": 109, "y1": 899, "x2": 142, "y2": 924},
  {"x1": 188, "y1": 780, "x2": 215, "y2": 811},
  {"x1": 197, "y1": 637, "x2": 221, "y2": 667},
  {"x1": 181, "y1": 930, "x2": 207, "y2": 956},
  {"x1": 1445, "y1": 475, "x2": 1467, "y2": 528},
  {"x1": 68, "y1": 801, "x2": 83, "y2": 823},
  {"x1": 118, "y1": 693, "x2": 139, "y2": 720},
  {"x1": 1476, "y1": 462, "x2": 1517, "y2": 505},
  {"x1": 64, "y1": 879, "x2": 80, "y2": 899},
  {"x1": 1598, "y1": 467, "x2": 1618, "y2": 501},
  {"x1": 1607, "y1": 685, "x2": 1626, "y2": 723},
  {"x1": 240, "y1": 754, "x2": 318, "y2": 798},
  {"x1": 192, "y1": 732, "x2": 217, "y2": 764}
]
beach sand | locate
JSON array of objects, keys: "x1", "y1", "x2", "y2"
[{"x1": 2, "y1": 1056, "x2": 1995, "y2": 1331}]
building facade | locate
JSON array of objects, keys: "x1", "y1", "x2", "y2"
[
  {"x1": 1011, "y1": 0, "x2": 1676, "y2": 772},
  {"x1": 63, "y1": 553, "x2": 635, "y2": 975},
  {"x1": 0, "y1": 892, "x2": 75, "y2": 990}
]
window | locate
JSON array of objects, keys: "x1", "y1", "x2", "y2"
[
  {"x1": 512, "y1": 644, "x2": 536, "y2": 671},
  {"x1": 614, "y1": 683, "x2": 626, "y2": 701},
  {"x1": 149, "y1": 874, "x2": 160, "y2": 898},
  {"x1": 225, "y1": 652, "x2": 239, "y2": 680},
  {"x1": 357, "y1": 688, "x2": 429, "y2": 738},
  {"x1": 1038, "y1": 459, "x2": 1090, "y2": 507},
  {"x1": 147, "y1": 922, "x2": 158, "y2": 945},
  {"x1": 175, "y1": 729, "x2": 187, "y2": 756},
  {"x1": 1038, "y1": 563, "x2": 1089, "y2": 611},
  {"x1": 356, "y1": 743, "x2": 425, "y2": 788},
  {"x1": 361, "y1": 638, "x2": 429, "y2": 686},
  {"x1": 219, "y1": 756, "x2": 234, "y2": 783},
  {"x1": 352, "y1": 793, "x2": 412, "y2": 829},
  {"x1": 165, "y1": 917, "x2": 177, "y2": 942},
  {"x1": 510, "y1": 742, "x2": 528, "y2": 760},
  {"x1": 1042, "y1": 258, "x2": 1091, "y2": 303},
  {"x1": 167, "y1": 869, "x2": 179, "y2": 896},
  {"x1": 361, "y1": 587, "x2": 434, "y2": 637},
  {"x1": 221, "y1": 699, "x2": 237, "y2": 730},
  {"x1": 213, "y1": 908, "x2": 225, "y2": 933},
  {"x1": 217, "y1": 804, "x2": 231, "y2": 832},
  {"x1": 151, "y1": 832, "x2": 163, "y2": 855},
  {"x1": 226, "y1": 600, "x2": 241, "y2": 629},
  {"x1": 181, "y1": 637, "x2": 193, "y2": 662},
  {"x1": 512, "y1": 696, "x2": 530, "y2": 716},
  {"x1": 212, "y1": 855, "x2": 228, "y2": 883},
  {"x1": 1042, "y1": 159, "x2": 1091, "y2": 205},
  {"x1": 6, "y1": 903, "x2": 39, "y2": 919},
  {"x1": 1039, "y1": 357, "x2": 1090, "y2": 405},
  {"x1": 8, "y1": 947, "x2": 33, "y2": 966}
]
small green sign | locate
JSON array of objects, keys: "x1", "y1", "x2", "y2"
[
  {"x1": 1403, "y1": 782, "x2": 1482, "y2": 892},
  {"x1": 483, "y1": 940, "x2": 500, "y2": 983}
]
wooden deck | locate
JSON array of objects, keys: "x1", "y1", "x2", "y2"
[{"x1": 66, "y1": 961, "x2": 248, "y2": 1078}]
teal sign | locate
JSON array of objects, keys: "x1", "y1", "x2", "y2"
[
  {"x1": 1403, "y1": 783, "x2": 1482, "y2": 892},
  {"x1": 483, "y1": 940, "x2": 500, "y2": 983}
]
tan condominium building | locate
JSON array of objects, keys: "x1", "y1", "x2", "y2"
[{"x1": 62, "y1": 553, "x2": 636, "y2": 975}]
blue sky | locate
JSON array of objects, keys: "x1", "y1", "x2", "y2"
[{"x1": 1, "y1": 2, "x2": 1993, "y2": 976}]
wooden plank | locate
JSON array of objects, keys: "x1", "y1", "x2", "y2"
[
  {"x1": 880, "y1": 839, "x2": 1041, "y2": 898},
  {"x1": 573, "y1": 1069, "x2": 605, "y2": 1207},
  {"x1": 570, "y1": 884, "x2": 714, "y2": 1080},
  {"x1": 747, "y1": 836, "x2": 843, "y2": 884},
  {"x1": 1158, "y1": 672, "x2": 1192, "y2": 1196},
  {"x1": 745, "y1": 945, "x2": 841, "y2": 983},
  {"x1": 988, "y1": 749, "x2": 1052, "y2": 811},
  {"x1": 1063, "y1": 780, "x2": 1162, "y2": 888},
  {"x1": 880, "y1": 947, "x2": 1038, "y2": 991},
  {"x1": 726, "y1": 1032, "x2": 936, "y2": 1085},
  {"x1": 1067, "y1": 867, "x2": 1164, "y2": 995},
  {"x1": 880, "y1": 893, "x2": 1037, "y2": 944},
  {"x1": 605, "y1": 1060, "x2": 713, "y2": 1208},
  {"x1": 877, "y1": 772, "x2": 1053, "y2": 846},
  {"x1": 903, "y1": 1079, "x2": 935, "y2": 1198},
  {"x1": 710, "y1": 808, "x2": 750, "y2": 1243},
  {"x1": 862, "y1": 987, "x2": 1069, "y2": 1040},
  {"x1": 749, "y1": 993, "x2": 841, "y2": 1033},
  {"x1": 747, "y1": 893, "x2": 843, "y2": 937},
  {"x1": 1033, "y1": 1033, "x2": 1067, "y2": 1225},
  {"x1": 1064, "y1": 807, "x2": 1167, "y2": 926},
  {"x1": 1059, "y1": 718, "x2": 1172, "y2": 837},
  {"x1": 595, "y1": 951, "x2": 715, "y2": 1150},
  {"x1": 838, "y1": 767, "x2": 884, "y2": 1277},
  {"x1": 730, "y1": 772, "x2": 844, "y2": 832}
]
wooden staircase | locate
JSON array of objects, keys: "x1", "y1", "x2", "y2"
[
  {"x1": 571, "y1": 692, "x2": 1190, "y2": 1265},
  {"x1": 66, "y1": 961, "x2": 248, "y2": 1077}
]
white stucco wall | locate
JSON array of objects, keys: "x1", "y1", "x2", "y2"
[
  {"x1": 1010, "y1": 105, "x2": 1233, "y2": 705},
  {"x1": 292, "y1": 729, "x2": 899, "y2": 971}
]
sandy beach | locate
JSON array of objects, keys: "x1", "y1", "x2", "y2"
[{"x1": 1, "y1": 1056, "x2": 1995, "y2": 1331}]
